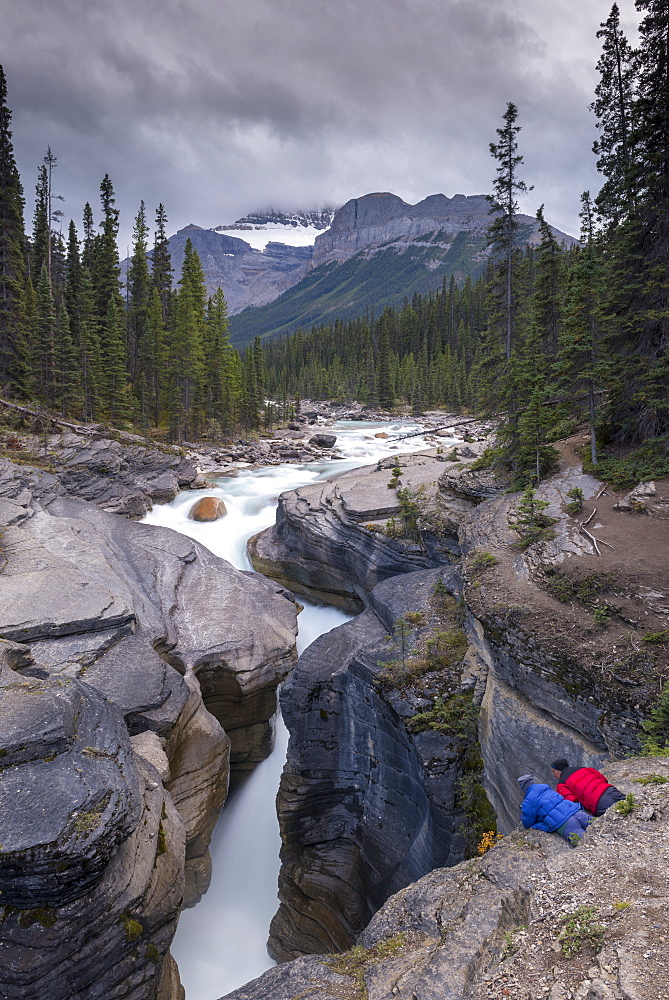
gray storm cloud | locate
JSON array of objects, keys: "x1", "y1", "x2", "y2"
[{"x1": 2, "y1": 0, "x2": 640, "y2": 248}]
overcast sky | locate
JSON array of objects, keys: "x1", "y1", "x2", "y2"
[{"x1": 2, "y1": 0, "x2": 640, "y2": 251}]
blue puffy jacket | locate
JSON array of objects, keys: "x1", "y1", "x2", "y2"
[{"x1": 521, "y1": 783, "x2": 581, "y2": 832}]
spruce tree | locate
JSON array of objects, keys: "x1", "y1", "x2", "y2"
[
  {"x1": 377, "y1": 313, "x2": 394, "y2": 409},
  {"x1": 127, "y1": 201, "x2": 151, "y2": 385},
  {"x1": 34, "y1": 265, "x2": 56, "y2": 406},
  {"x1": 146, "y1": 288, "x2": 166, "y2": 427},
  {"x1": 487, "y1": 102, "x2": 533, "y2": 360},
  {"x1": 152, "y1": 203, "x2": 172, "y2": 322},
  {"x1": 592, "y1": 3, "x2": 636, "y2": 219},
  {"x1": 533, "y1": 205, "x2": 564, "y2": 356},
  {"x1": 31, "y1": 164, "x2": 49, "y2": 283},
  {"x1": 171, "y1": 238, "x2": 206, "y2": 440},
  {"x1": 93, "y1": 174, "x2": 123, "y2": 321},
  {"x1": 557, "y1": 193, "x2": 604, "y2": 465},
  {"x1": 101, "y1": 295, "x2": 131, "y2": 425},
  {"x1": 0, "y1": 65, "x2": 28, "y2": 395}
]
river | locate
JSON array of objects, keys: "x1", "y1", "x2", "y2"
[{"x1": 142, "y1": 419, "x2": 440, "y2": 999}]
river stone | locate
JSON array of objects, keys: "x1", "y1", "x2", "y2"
[
  {"x1": 308, "y1": 433, "x2": 337, "y2": 448},
  {"x1": 189, "y1": 496, "x2": 227, "y2": 521}
]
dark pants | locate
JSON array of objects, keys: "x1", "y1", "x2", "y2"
[
  {"x1": 559, "y1": 810, "x2": 592, "y2": 846},
  {"x1": 596, "y1": 787, "x2": 625, "y2": 815}
]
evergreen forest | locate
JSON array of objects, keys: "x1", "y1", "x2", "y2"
[{"x1": 0, "y1": 0, "x2": 669, "y2": 480}]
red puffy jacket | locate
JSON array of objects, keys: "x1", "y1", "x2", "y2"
[{"x1": 556, "y1": 767, "x2": 613, "y2": 814}]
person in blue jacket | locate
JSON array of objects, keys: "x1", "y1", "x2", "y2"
[{"x1": 518, "y1": 774, "x2": 592, "y2": 846}]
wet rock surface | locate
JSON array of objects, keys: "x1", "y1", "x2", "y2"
[
  {"x1": 188, "y1": 495, "x2": 227, "y2": 521},
  {"x1": 0, "y1": 427, "x2": 201, "y2": 518},
  {"x1": 0, "y1": 450, "x2": 299, "y2": 997}
]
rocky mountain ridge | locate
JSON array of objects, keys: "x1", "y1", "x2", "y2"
[
  {"x1": 122, "y1": 194, "x2": 576, "y2": 333},
  {"x1": 228, "y1": 192, "x2": 577, "y2": 344}
]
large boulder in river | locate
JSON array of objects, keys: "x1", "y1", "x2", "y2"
[
  {"x1": 189, "y1": 495, "x2": 227, "y2": 521},
  {"x1": 308, "y1": 433, "x2": 337, "y2": 448}
]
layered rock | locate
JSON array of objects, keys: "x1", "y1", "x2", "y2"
[
  {"x1": 0, "y1": 455, "x2": 299, "y2": 990},
  {"x1": 257, "y1": 445, "x2": 669, "y2": 986},
  {"x1": 220, "y1": 758, "x2": 669, "y2": 1000},
  {"x1": 311, "y1": 192, "x2": 577, "y2": 269},
  {"x1": 249, "y1": 452, "x2": 464, "y2": 610},
  {"x1": 458, "y1": 467, "x2": 656, "y2": 832},
  {"x1": 269, "y1": 568, "x2": 467, "y2": 962},
  {"x1": 0, "y1": 426, "x2": 201, "y2": 519},
  {"x1": 0, "y1": 650, "x2": 186, "y2": 1000}
]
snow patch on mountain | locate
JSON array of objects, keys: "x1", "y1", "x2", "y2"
[{"x1": 214, "y1": 210, "x2": 335, "y2": 253}]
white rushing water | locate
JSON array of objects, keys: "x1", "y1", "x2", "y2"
[{"x1": 142, "y1": 419, "x2": 446, "y2": 999}]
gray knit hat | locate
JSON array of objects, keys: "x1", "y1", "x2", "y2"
[{"x1": 517, "y1": 774, "x2": 538, "y2": 795}]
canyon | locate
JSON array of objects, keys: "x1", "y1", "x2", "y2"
[{"x1": 1, "y1": 410, "x2": 667, "y2": 1000}]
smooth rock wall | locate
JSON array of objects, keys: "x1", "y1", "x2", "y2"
[{"x1": 270, "y1": 569, "x2": 466, "y2": 961}]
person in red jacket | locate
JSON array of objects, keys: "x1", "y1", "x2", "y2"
[{"x1": 550, "y1": 758, "x2": 625, "y2": 816}]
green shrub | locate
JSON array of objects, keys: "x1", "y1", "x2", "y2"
[
  {"x1": 643, "y1": 630, "x2": 669, "y2": 645},
  {"x1": 582, "y1": 435, "x2": 669, "y2": 488},
  {"x1": 633, "y1": 773, "x2": 669, "y2": 785},
  {"x1": 565, "y1": 486, "x2": 584, "y2": 515},
  {"x1": 639, "y1": 682, "x2": 669, "y2": 753},
  {"x1": 592, "y1": 607, "x2": 610, "y2": 626},
  {"x1": 407, "y1": 692, "x2": 479, "y2": 738},
  {"x1": 468, "y1": 551, "x2": 499, "y2": 574},
  {"x1": 121, "y1": 915, "x2": 144, "y2": 944},
  {"x1": 469, "y1": 446, "x2": 505, "y2": 471},
  {"x1": 558, "y1": 905, "x2": 605, "y2": 958},
  {"x1": 510, "y1": 487, "x2": 557, "y2": 549},
  {"x1": 546, "y1": 417, "x2": 578, "y2": 442},
  {"x1": 614, "y1": 793, "x2": 636, "y2": 816}
]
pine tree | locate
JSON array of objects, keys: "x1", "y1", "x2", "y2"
[
  {"x1": 152, "y1": 203, "x2": 172, "y2": 322},
  {"x1": 93, "y1": 174, "x2": 122, "y2": 321},
  {"x1": 127, "y1": 201, "x2": 151, "y2": 385},
  {"x1": 600, "y1": 0, "x2": 669, "y2": 441},
  {"x1": 34, "y1": 265, "x2": 56, "y2": 405},
  {"x1": 487, "y1": 102, "x2": 533, "y2": 360},
  {"x1": 377, "y1": 313, "x2": 394, "y2": 408},
  {"x1": 0, "y1": 65, "x2": 29, "y2": 395},
  {"x1": 557, "y1": 193, "x2": 604, "y2": 465},
  {"x1": 146, "y1": 288, "x2": 166, "y2": 427},
  {"x1": 54, "y1": 298, "x2": 79, "y2": 417},
  {"x1": 592, "y1": 3, "x2": 636, "y2": 220},
  {"x1": 171, "y1": 238, "x2": 206, "y2": 441},
  {"x1": 78, "y1": 265, "x2": 101, "y2": 420},
  {"x1": 31, "y1": 164, "x2": 49, "y2": 282},
  {"x1": 101, "y1": 296, "x2": 131, "y2": 424},
  {"x1": 533, "y1": 205, "x2": 564, "y2": 356}
]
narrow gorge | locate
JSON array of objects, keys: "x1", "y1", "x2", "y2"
[{"x1": 1, "y1": 415, "x2": 667, "y2": 1000}]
